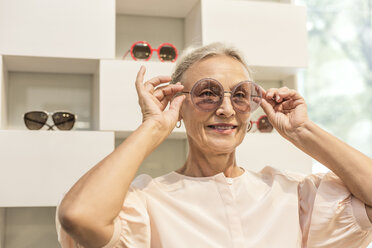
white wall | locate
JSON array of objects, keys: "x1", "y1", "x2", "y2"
[
  {"x1": 201, "y1": 0, "x2": 308, "y2": 68},
  {"x1": 0, "y1": 0, "x2": 115, "y2": 59}
]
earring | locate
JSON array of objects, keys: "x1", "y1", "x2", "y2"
[
  {"x1": 176, "y1": 120, "x2": 182, "y2": 128},
  {"x1": 246, "y1": 122, "x2": 252, "y2": 133}
]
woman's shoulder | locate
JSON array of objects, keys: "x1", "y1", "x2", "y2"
[
  {"x1": 251, "y1": 165, "x2": 306, "y2": 181},
  {"x1": 250, "y1": 165, "x2": 327, "y2": 186},
  {"x1": 130, "y1": 171, "x2": 182, "y2": 192}
]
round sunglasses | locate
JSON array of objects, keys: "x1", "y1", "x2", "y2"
[
  {"x1": 181, "y1": 78, "x2": 262, "y2": 113},
  {"x1": 123, "y1": 41, "x2": 178, "y2": 62},
  {"x1": 23, "y1": 111, "x2": 76, "y2": 131},
  {"x1": 247, "y1": 115, "x2": 273, "y2": 133}
]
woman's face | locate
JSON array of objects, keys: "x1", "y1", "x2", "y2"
[{"x1": 180, "y1": 55, "x2": 251, "y2": 154}]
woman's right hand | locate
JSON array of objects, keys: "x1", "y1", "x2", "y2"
[{"x1": 135, "y1": 66, "x2": 186, "y2": 134}]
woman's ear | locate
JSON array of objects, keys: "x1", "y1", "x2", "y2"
[{"x1": 178, "y1": 112, "x2": 183, "y2": 121}]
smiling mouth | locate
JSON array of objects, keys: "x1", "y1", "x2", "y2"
[{"x1": 207, "y1": 125, "x2": 238, "y2": 130}]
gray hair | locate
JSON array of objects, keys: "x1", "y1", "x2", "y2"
[{"x1": 171, "y1": 42, "x2": 252, "y2": 84}]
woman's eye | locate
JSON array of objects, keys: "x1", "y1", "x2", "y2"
[
  {"x1": 234, "y1": 92, "x2": 246, "y2": 98},
  {"x1": 200, "y1": 90, "x2": 215, "y2": 97}
]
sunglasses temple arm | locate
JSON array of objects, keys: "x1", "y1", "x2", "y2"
[
  {"x1": 122, "y1": 49, "x2": 130, "y2": 60},
  {"x1": 46, "y1": 123, "x2": 55, "y2": 130}
]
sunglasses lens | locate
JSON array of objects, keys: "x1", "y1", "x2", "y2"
[
  {"x1": 191, "y1": 79, "x2": 223, "y2": 111},
  {"x1": 257, "y1": 116, "x2": 273, "y2": 132},
  {"x1": 233, "y1": 82, "x2": 262, "y2": 113},
  {"x1": 231, "y1": 82, "x2": 253, "y2": 113},
  {"x1": 132, "y1": 43, "x2": 151, "y2": 59},
  {"x1": 52, "y1": 112, "x2": 75, "y2": 130},
  {"x1": 159, "y1": 45, "x2": 176, "y2": 61},
  {"x1": 24, "y1": 111, "x2": 48, "y2": 130}
]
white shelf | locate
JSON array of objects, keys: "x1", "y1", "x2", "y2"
[
  {"x1": 236, "y1": 133, "x2": 312, "y2": 174},
  {"x1": 116, "y1": 0, "x2": 199, "y2": 18},
  {"x1": 2, "y1": 55, "x2": 99, "y2": 74},
  {"x1": 0, "y1": 0, "x2": 115, "y2": 59},
  {"x1": 0, "y1": 130, "x2": 114, "y2": 207},
  {"x1": 116, "y1": 0, "x2": 293, "y2": 18}
]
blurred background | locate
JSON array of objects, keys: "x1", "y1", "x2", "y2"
[{"x1": 297, "y1": 0, "x2": 372, "y2": 173}]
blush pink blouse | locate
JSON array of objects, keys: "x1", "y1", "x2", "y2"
[{"x1": 56, "y1": 166, "x2": 372, "y2": 248}]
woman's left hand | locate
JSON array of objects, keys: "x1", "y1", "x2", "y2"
[{"x1": 260, "y1": 87, "x2": 309, "y2": 140}]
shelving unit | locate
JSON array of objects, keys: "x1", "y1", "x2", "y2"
[
  {"x1": 2, "y1": 55, "x2": 100, "y2": 131},
  {"x1": 0, "y1": 0, "x2": 309, "y2": 247}
]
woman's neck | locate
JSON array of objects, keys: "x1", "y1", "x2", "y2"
[{"x1": 176, "y1": 143, "x2": 244, "y2": 178}]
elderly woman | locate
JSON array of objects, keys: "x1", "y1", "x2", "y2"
[{"x1": 56, "y1": 43, "x2": 372, "y2": 248}]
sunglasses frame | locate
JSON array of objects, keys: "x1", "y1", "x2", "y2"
[
  {"x1": 182, "y1": 78, "x2": 262, "y2": 114},
  {"x1": 247, "y1": 115, "x2": 273, "y2": 133},
  {"x1": 23, "y1": 110, "x2": 77, "y2": 131},
  {"x1": 123, "y1": 41, "x2": 178, "y2": 62}
]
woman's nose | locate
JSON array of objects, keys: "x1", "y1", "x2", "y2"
[{"x1": 216, "y1": 94, "x2": 235, "y2": 117}]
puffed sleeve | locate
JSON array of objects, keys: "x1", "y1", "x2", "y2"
[
  {"x1": 56, "y1": 174, "x2": 152, "y2": 248},
  {"x1": 298, "y1": 171, "x2": 372, "y2": 247}
]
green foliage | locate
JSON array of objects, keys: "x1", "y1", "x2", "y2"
[{"x1": 298, "y1": 0, "x2": 372, "y2": 156}]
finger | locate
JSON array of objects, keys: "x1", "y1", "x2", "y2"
[
  {"x1": 277, "y1": 88, "x2": 299, "y2": 101},
  {"x1": 260, "y1": 98, "x2": 276, "y2": 119},
  {"x1": 135, "y1": 66, "x2": 147, "y2": 107},
  {"x1": 168, "y1": 95, "x2": 186, "y2": 114},
  {"x1": 144, "y1": 76, "x2": 172, "y2": 91},
  {"x1": 262, "y1": 89, "x2": 277, "y2": 107},
  {"x1": 154, "y1": 84, "x2": 184, "y2": 98},
  {"x1": 135, "y1": 65, "x2": 146, "y2": 99},
  {"x1": 265, "y1": 88, "x2": 279, "y2": 101},
  {"x1": 159, "y1": 97, "x2": 170, "y2": 109},
  {"x1": 258, "y1": 86, "x2": 275, "y2": 107},
  {"x1": 282, "y1": 99, "x2": 294, "y2": 110},
  {"x1": 282, "y1": 98, "x2": 305, "y2": 110},
  {"x1": 135, "y1": 65, "x2": 146, "y2": 90},
  {"x1": 154, "y1": 84, "x2": 184, "y2": 102},
  {"x1": 259, "y1": 85, "x2": 266, "y2": 95},
  {"x1": 258, "y1": 86, "x2": 267, "y2": 100},
  {"x1": 266, "y1": 88, "x2": 298, "y2": 104}
]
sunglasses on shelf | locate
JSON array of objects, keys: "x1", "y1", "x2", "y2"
[
  {"x1": 247, "y1": 115, "x2": 273, "y2": 133},
  {"x1": 122, "y1": 41, "x2": 178, "y2": 62},
  {"x1": 181, "y1": 78, "x2": 262, "y2": 114},
  {"x1": 23, "y1": 111, "x2": 77, "y2": 131}
]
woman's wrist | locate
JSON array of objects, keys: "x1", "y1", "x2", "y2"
[
  {"x1": 285, "y1": 119, "x2": 316, "y2": 148},
  {"x1": 139, "y1": 119, "x2": 173, "y2": 141}
]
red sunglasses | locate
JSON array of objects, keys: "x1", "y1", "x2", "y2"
[
  {"x1": 247, "y1": 115, "x2": 273, "y2": 133},
  {"x1": 122, "y1": 41, "x2": 178, "y2": 62}
]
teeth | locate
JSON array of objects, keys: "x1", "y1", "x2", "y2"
[{"x1": 210, "y1": 125, "x2": 235, "y2": 130}]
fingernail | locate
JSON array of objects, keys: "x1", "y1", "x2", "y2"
[{"x1": 276, "y1": 95, "x2": 280, "y2": 101}]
